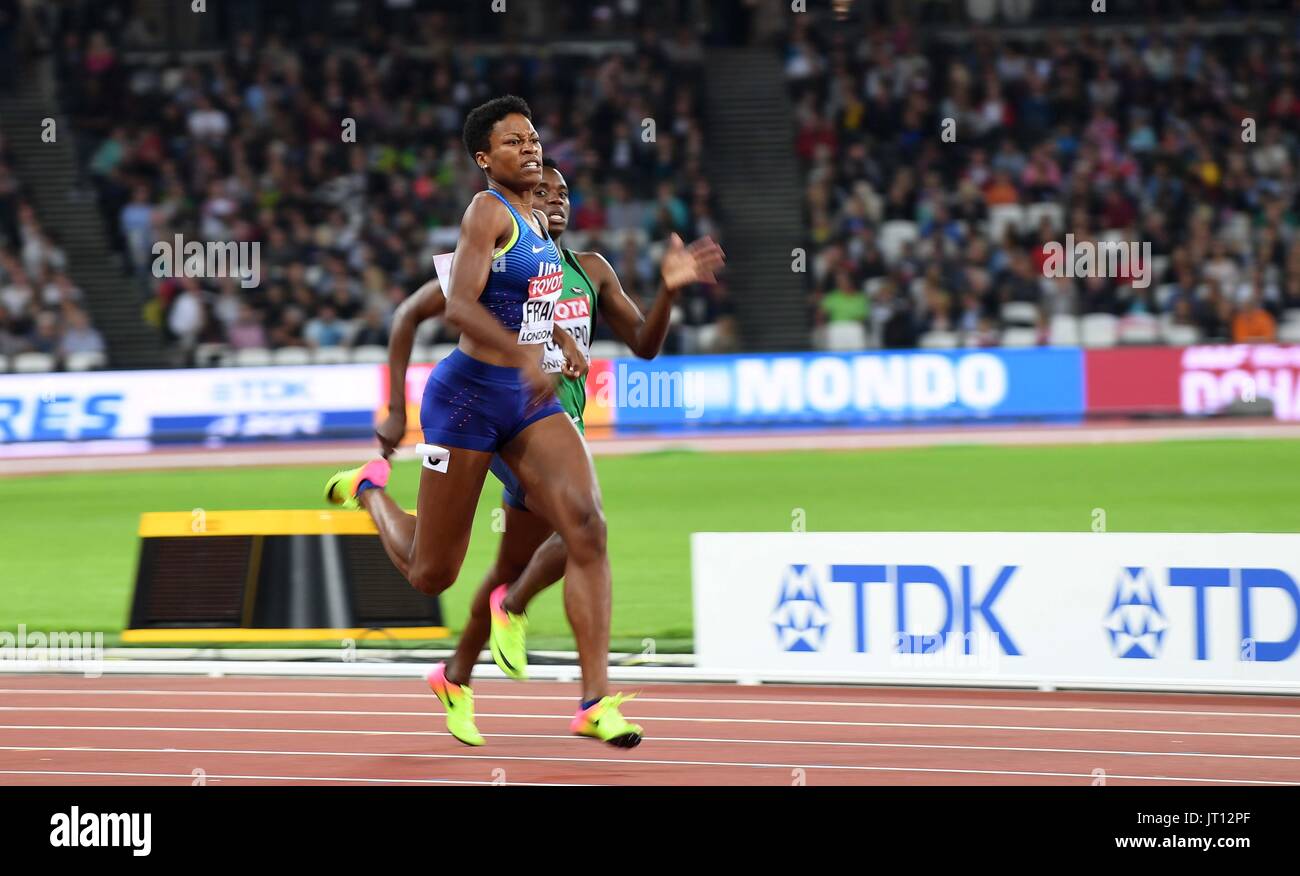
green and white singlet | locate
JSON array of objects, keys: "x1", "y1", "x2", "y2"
[{"x1": 541, "y1": 248, "x2": 599, "y2": 433}]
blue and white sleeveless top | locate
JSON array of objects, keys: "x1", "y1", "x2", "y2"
[{"x1": 479, "y1": 189, "x2": 563, "y2": 341}]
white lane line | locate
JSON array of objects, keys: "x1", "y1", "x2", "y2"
[
  {"x1": 3, "y1": 735, "x2": 1299, "y2": 763},
  {"x1": 2, "y1": 708, "x2": 1297, "y2": 738},
  {"x1": 2, "y1": 745, "x2": 1291, "y2": 785},
  {"x1": 3, "y1": 688, "x2": 1296, "y2": 720},
  {"x1": 0, "y1": 769, "x2": 589, "y2": 787}
]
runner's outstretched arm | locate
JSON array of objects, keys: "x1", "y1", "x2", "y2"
[{"x1": 581, "y1": 233, "x2": 724, "y2": 359}]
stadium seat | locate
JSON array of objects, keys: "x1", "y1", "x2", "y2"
[
  {"x1": 1000, "y1": 327, "x2": 1040, "y2": 348},
  {"x1": 233, "y1": 347, "x2": 273, "y2": 367},
  {"x1": 312, "y1": 346, "x2": 350, "y2": 365},
  {"x1": 1149, "y1": 255, "x2": 1170, "y2": 284},
  {"x1": 1025, "y1": 202, "x2": 1064, "y2": 232},
  {"x1": 413, "y1": 318, "x2": 441, "y2": 347},
  {"x1": 590, "y1": 341, "x2": 633, "y2": 359},
  {"x1": 561, "y1": 230, "x2": 592, "y2": 252},
  {"x1": 0, "y1": 354, "x2": 8, "y2": 373},
  {"x1": 1222, "y1": 212, "x2": 1252, "y2": 244},
  {"x1": 695, "y1": 323, "x2": 722, "y2": 353},
  {"x1": 879, "y1": 220, "x2": 919, "y2": 262},
  {"x1": 678, "y1": 325, "x2": 704, "y2": 354},
  {"x1": 272, "y1": 347, "x2": 312, "y2": 366},
  {"x1": 1162, "y1": 324, "x2": 1201, "y2": 346},
  {"x1": 1154, "y1": 284, "x2": 1180, "y2": 312},
  {"x1": 1118, "y1": 315, "x2": 1161, "y2": 345},
  {"x1": 1001, "y1": 301, "x2": 1039, "y2": 326},
  {"x1": 1283, "y1": 309, "x2": 1300, "y2": 326},
  {"x1": 410, "y1": 345, "x2": 437, "y2": 363},
  {"x1": 65, "y1": 351, "x2": 107, "y2": 372},
  {"x1": 194, "y1": 343, "x2": 229, "y2": 368},
  {"x1": 1048, "y1": 314, "x2": 1080, "y2": 346},
  {"x1": 987, "y1": 205, "x2": 1027, "y2": 241},
  {"x1": 13, "y1": 352, "x2": 56, "y2": 373},
  {"x1": 431, "y1": 344, "x2": 459, "y2": 362},
  {"x1": 350, "y1": 345, "x2": 390, "y2": 364},
  {"x1": 1279, "y1": 322, "x2": 1300, "y2": 343},
  {"x1": 965, "y1": 0, "x2": 998, "y2": 23},
  {"x1": 1080, "y1": 314, "x2": 1119, "y2": 348},
  {"x1": 823, "y1": 322, "x2": 868, "y2": 352},
  {"x1": 919, "y1": 331, "x2": 959, "y2": 349},
  {"x1": 1000, "y1": 0, "x2": 1036, "y2": 23}
]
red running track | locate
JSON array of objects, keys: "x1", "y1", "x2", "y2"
[{"x1": 0, "y1": 675, "x2": 1298, "y2": 786}]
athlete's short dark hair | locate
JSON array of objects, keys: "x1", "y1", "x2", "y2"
[
  {"x1": 463, "y1": 95, "x2": 533, "y2": 161},
  {"x1": 542, "y1": 157, "x2": 559, "y2": 170}
]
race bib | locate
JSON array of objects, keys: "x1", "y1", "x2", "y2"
[
  {"x1": 542, "y1": 293, "x2": 593, "y2": 374},
  {"x1": 518, "y1": 268, "x2": 563, "y2": 345},
  {"x1": 432, "y1": 253, "x2": 454, "y2": 294}
]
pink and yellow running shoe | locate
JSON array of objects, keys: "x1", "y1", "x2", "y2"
[
  {"x1": 426, "y1": 662, "x2": 485, "y2": 747},
  {"x1": 571, "y1": 693, "x2": 643, "y2": 748},
  {"x1": 323, "y1": 458, "x2": 390, "y2": 511},
  {"x1": 488, "y1": 584, "x2": 528, "y2": 680}
]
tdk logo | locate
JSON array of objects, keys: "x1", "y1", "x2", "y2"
[
  {"x1": 832, "y1": 564, "x2": 1021, "y2": 656},
  {"x1": 1106, "y1": 567, "x2": 1300, "y2": 662},
  {"x1": 1104, "y1": 567, "x2": 1168, "y2": 659},
  {"x1": 776, "y1": 564, "x2": 1020, "y2": 656},
  {"x1": 772, "y1": 564, "x2": 830, "y2": 652}
]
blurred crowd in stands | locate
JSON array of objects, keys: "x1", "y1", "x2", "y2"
[
  {"x1": 53, "y1": 0, "x2": 733, "y2": 365},
  {"x1": 0, "y1": 131, "x2": 106, "y2": 368},
  {"x1": 789, "y1": 12, "x2": 1300, "y2": 349},
  {"x1": 8, "y1": 0, "x2": 1300, "y2": 371}
]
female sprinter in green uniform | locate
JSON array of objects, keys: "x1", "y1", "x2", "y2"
[{"x1": 375, "y1": 158, "x2": 724, "y2": 745}]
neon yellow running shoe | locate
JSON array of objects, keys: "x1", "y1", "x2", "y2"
[
  {"x1": 488, "y1": 584, "x2": 528, "y2": 680},
  {"x1": 324, "y1": 458, "x2": 390, "y2": 511},
  {"x1": 426, "y1": 662, "x2": 485, "y2": 747},
  {"x1": 570, "y1": 693, "x2": 643, "y2": 748}
]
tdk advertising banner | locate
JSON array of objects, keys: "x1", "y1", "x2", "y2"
[
  {"x1": 0, "y1": 365, "x2": 376, "y2": 446},
  {"x1": 692, "y1": 532, "x2": 1300, "y2": 692}
]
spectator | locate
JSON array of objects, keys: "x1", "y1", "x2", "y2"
[
  {"x1": 817, "y1": 270, "x2": 869, "y2": 327},
  {"x1": 227, "y1": 303, "x2": 269, "y2": 350},
  {"x1": 167, "y1": 281, "x2": 206, "y2": 349},
  {"x1": 29, "y1": 311, "x2": 61, "y2": 355},
  {"x1": 304, "y1": 304, "x2": 347, "y2": 349},
  {"x1": 59, "y1": 306, "x2": 106, "y2": 357},
  {"x1": 271, "y1": 307, "x2": 308, "y2": 348},
  {"x1": 1232, "y1": 293, "x2": 1277, "y2": 344},
  {"x1": 350, "y1": 307, "x2": 390, "y2": 348}
]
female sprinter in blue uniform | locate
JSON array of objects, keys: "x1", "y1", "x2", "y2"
[
  {"x1": 325, "y1": 96, "x2": 640, "y2": 745},
  {"x1": 372, "y1": 160, "x2": 724, "y2": 746}
]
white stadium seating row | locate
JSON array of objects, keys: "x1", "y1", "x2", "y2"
[
  {"x1": 195, "y1": 340, "x2": 638, "y2": 368},
  {"x1": 814, "y1": 313, "x2": 1251, "y2": 352},
  {"x1": 0, "y1": 351, "x2": 108, "y2": 373}
]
